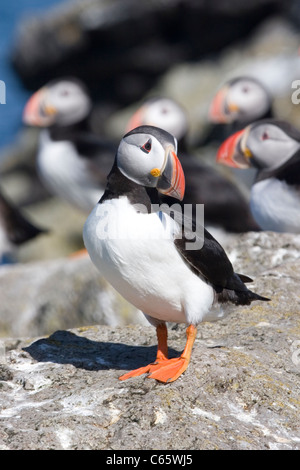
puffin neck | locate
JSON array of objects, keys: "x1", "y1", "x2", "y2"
[
  {"x1": 176, "y1": 135, "x2": 189, "y2": 154},
  {"x1": 261, "y1": 106, "x2": 273, "y2": 120},
  {"x1": 48, "y1": 115, "x2": 91, "y2": 141},
  {"x1": 99, "y1": 162, "x2": 160, "y2": 211},
  {"x1": 255, "y1": 148, "x2": 300, "y2": 183}
]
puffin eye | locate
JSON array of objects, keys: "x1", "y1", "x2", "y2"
[
  {"x1": 242, "y1": 86, "x2": 249, "y2": 93},
  {"x1": 141, "y1": 139, "x2": 152, "y2": 153},
  {"x1": 60, "y1": 90, "x2": 70, "y2": 97},
  {"x1": 261, "y1": 131, "x2": 269, "y2": 140}
]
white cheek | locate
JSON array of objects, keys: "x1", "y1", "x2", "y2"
[
  {"x1": 251, "y1": 139, "x2": 300, "y2": 169},
  {"x1": 150, "y1": 145, "x2": 165, "y2": 169},
  {"x1": 117, "y1": 145, "x2": 158, "y2": 185},
  {"x1": 229, "y1": 86, "x2": 268, "y2": 119},
  {"x1": 117, "y1": 134, "x2": 168, "y2": 187},
  {"x1": 118, "y1": 145, "x2": 143, "y2": 177},
  {"x1": 133, "y1": 147, "x2": 153, "y2": 175},
  {"x1": 244, "y1": 92, "x2": 266, "y2": 112}
]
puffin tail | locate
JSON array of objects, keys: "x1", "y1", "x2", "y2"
[
  {"x1": 217, "y1": 286, "x2": 270, "y2": 306},
  {"x1": 249, "y1": 291, "x2": 270, "y2": 303}
]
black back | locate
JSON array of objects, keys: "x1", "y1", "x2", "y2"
[{"x1": 162, "y1": 151, "x2": 259, "y2": 232}]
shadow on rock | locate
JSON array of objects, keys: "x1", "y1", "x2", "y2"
[{"x1": 24, "y1": 330, "x2": 179, "y2": 372}]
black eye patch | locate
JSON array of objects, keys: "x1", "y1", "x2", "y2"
[
  {"x1": 141, "y1": 139, "x2": 152, "y2": 153},
  {"x1": 261, "y1": 131, "x2": 269, "y2": 140}
]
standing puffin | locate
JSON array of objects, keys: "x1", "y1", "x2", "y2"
[
  {"x1": 126, "y1": 97, "x2": 259, "y2": 232},
  {"x1": 202, "y1": 76, "x2": 273, "y2": 145},
  {"x1": 217, "y1": 119, "x2": 300, "y2": 233},
  {"x1": 83, "y1": 125, "x2": 269, "y2": 383},
  {"x1": 23, "y1": 78, "x2": 116, "y2": 212},
  {"x1": 0, "y1": 188, "x2": 45, "y2": 264}
]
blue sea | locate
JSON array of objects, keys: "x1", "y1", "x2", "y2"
[{"x1": 0, "y1": 0, "x2": 65, "y2": 154}]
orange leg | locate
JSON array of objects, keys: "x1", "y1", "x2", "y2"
[
  {"x1": 119, "y1": 324, "x2": 197, "y2": 383},
  {"x1": 69, "y1": 248, "x2": 88, "y2": 259},
  {"x1": 119, "y1": 323, "x2": 168, "y2": 381}
]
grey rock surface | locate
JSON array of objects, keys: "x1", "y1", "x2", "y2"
[
  {"x1": 0, "y1": 231, "x2": 299, "y2": 450},
  {"x1": 0, "y1": 254, "x2": 145, "y2": 338}
]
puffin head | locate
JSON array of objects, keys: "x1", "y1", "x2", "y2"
[
  {"x1": 216, "y1": 120, "x2": 300, "y2": 171},
  {"x1": 209, "y1": 77, "x2": 271, "y2": 125},
  {"x1": 126, "y1": 97, "x2": 189, "y2": 142},
  {"x1": 117, "y1": 125, "x2": 185, "y2": 201},
  {"x1": 23, "y1": 78, "x2": 92, "y2": 127}
]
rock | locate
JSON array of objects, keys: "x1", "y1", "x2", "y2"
[
  {"x1": 0, "y1": 254, "x2": 145, "y2": 338},
  {"x1": 0, "y1": 231, "x2": 299, "y2": 450},
  {"x1": 106, "y1": 16, "x2": 300, "y2": 143},
  {"x1": 1, "y1": 230, "x2": 300, "y2": 338},
  {"x1": 0, "y1": 317, "x2": 299, "y2": 450},
  {"x1": 11, "y1": 0, "x2": 288, "y2": 115},
  {"x1": 227, "y1": 230, "x2": 300, "y2": 275}
]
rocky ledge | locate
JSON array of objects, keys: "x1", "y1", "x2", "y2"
[
  {"x1": 11, "y1": 0, "x2": 288, "y2": 111},
  {"x1": 0, "y1": 231, "x2": 300, "y2": 450}
]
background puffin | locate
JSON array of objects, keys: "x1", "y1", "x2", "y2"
[
  {"x1": 83, "y1": 125, "x2": 269, "y2": 383},
  {"x1": 202, "y1": 76, "x2": 273, "y2": 145},
  {"x1": 0, "y1": 187, "x2": 45, "y2": 264},
  {"x1": 126, "y1": 96, "x2": 259, "y2": 233},
  {"x1": 23, "y1": 78, "x2": 116, "y2": 213},
  {"x1": 216, "y1": 119, "x2": 300, "y2": 233}
]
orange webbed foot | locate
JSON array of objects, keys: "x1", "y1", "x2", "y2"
[
  {"x1": 119, "y1": 358, "x2": 169, "y2": 381},
  {"x1": 119, "y1": 324, "x2": 197, "y2": 384},
  {"x1": 147, "y1": 356, "x2": 189, "y2": 383}
]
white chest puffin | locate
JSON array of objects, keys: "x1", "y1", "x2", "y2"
[
  {"x1": 217, "y1": 119, "x2": 300, "y2": 233},
  {"x1": 202, "y1": 76, "x2": 273, "y2": 145},
  {"x1": 23, "y1": 78, "x2": 116, "y2": 212},
  {"x1": 83, "y1": 125, "x2": 269, "y2": 383},
  {"x1": 126, "y1": 97, "x2": 259, "y2": 232}
]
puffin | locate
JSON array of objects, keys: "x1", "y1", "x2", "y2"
[
  {"x1": 23, "y1": 78, "x2": 116, "y2": 212},
  {"x1": 201, "y1": 76, "x2": 273, "y2": 145},
  {"x1": 0, "y1": 188, "x2": 45, "y2": 264},
  {"x1": 83, "y1": 125, "x2": 269, "y2": 383},
  {"x1": 216, "y1": 119, "x2": 300, "y2": 233},
  {"x1": 126, "y1": 96, "x2": 259, "y2": 233}
]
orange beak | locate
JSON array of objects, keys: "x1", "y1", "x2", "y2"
[
  {"x1": 157, "y1": 149, "x2": 185, "y2": 201},
  {"x1": 208, "y1": 86, "x2": 230, "y2": 123},
  {"x1": 23, "y1": 88, "x2": 56, "y2": 127},
  {"x1": 126, "y1": 106, "x2": 146, "y2": 132},
  {"x1": 216, "y1": 129, "x2": 251, "y2": 169}
]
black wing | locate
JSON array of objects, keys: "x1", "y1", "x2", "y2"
[
  {"x1": 0, "y1": 190, "x2": 47, "y2": 245},
  {"x1": 170, "y1": 209, "x2": 269, "y2": 305}
]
